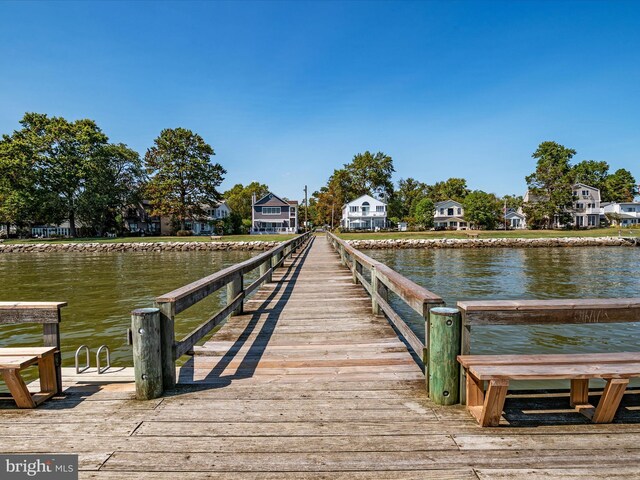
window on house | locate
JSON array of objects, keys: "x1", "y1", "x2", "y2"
[
  {"x1": 439, "y1": 208, "x2": 444, "y2": 215},
  {"x1": 582, "y1": 190, "x2": 589, "y2": 196},
  {"x1": 576, "y1": 203, "x2": 583, "y2": 209},
  {"x1": 376, "y1": 206, "x2": 384, "y2": 212},
  {"x1": 447, "y1": 208, "x2": 454, "y2": 216},
  {"x1": 263, "y1": 207, "x2": 281, "y2": 215},
  {"x1": 457, "y1": 208, "x2": 461, "y2": 215},
  {"x1": 350, "y1": 206, "x2": 358, "y2": 212}
]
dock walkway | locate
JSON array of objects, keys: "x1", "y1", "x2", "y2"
[{"x1": 2, "y1": 236, "x2": 640, "y2": 478}]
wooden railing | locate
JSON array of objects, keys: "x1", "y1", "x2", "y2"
[
  {"x1": 131, "y1": 231, "x2": 312, "y2": 398},
  {"x1": 326, "y1": 232, "x2": 444, "y2": 363},
  {"x1": 456, "y1": 298, "x2": 640, "y2": 403}
]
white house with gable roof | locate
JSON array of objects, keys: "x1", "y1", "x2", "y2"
[{"x1": 341, "y1": 194, "x2": 387, "y2": 230}]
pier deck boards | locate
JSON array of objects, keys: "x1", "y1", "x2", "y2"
[{"x1": 2, "y1": 236, "x2": 640, "y2": 478}]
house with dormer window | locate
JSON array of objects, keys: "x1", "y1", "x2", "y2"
[
  {"x1": 433, "y1": 200, "x2": 467, "y2": 230},
  {"x1": 341, "y1": 194, "x2": 387, "y2": 230},
  {"x1": 251, "y1": 192, "x2": 298, "y2": 234}
]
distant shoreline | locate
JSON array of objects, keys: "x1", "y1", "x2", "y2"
[{"x1": 348, "y1": 236, "x2": 640, "y2": 250}]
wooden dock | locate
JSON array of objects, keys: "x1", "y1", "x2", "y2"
[{"x1": 2, "y1": 235, "x2": 640, "y2": 479}]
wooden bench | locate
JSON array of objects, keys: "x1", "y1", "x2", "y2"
[
  {"x1": 0, "y1": 347, "x2": 59, "y2": 408},
  {"x1": 458, "y1": 353, "x2": 640, "y2": 426},
  {"x1": 210, "y1": 235, "x2": 222, "y2": 240},
  {"x1": 465, "y1": 232, "x2": 479, "y2": 238},
  {"x1": 0, "y1": 302, "x2": 66, "y2": 406}
]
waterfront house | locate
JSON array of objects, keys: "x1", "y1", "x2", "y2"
[
  {"x1": 572, "y1": 183, "x2": 602, "y2": 228},
  {"x1": 602, "y1": 201, "x2": 640, "y2": 227},
  {"x1": 340, "y1": 194, "x2": 387, "y2": 231},
  {"x1": 504, "y1": 209, "x2": 526, "y2": 229},
  {"x1": 251, "y1": 192, "x2": 298, "y2": 234},
  {"x1": 522, "y1": 183, "x2": 603, "y2": 228},
  {"x1": 433, "y1": 200, "x2": 467, "y2": 230},
  {"x1": 189, "y1": 202, "x2": 232, "y2": 235}
]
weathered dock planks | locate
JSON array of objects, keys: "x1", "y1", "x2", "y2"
[{"x1": 2, "y1": 235, "x2": 640, "y2": 478}]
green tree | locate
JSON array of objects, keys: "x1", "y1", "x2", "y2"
[
  {"x1": 145, "y1": 128, "x2": 226, "y2": 231},
  {"x1": 502, "y1": 194, "x2": 524, "y2": 210},
  {"x1": 345, "y1": 151, "x2": 395, "y2": 199},
  {"x1": 427, "y1": 178, "x2": 469, "y2": 202},
  {"x1": 572, "y1": 160, "x2": 609, "y2": 191},
  {"x1": 524, "y1": 141, "x2": 576, "y2": 228},
  {"x1": 389, "y1": 178, "x2": 428, "y2": 222},
  {"x1": 3, "y1": 113, "x2": 109, "y2": 236},
  {"x1": 77, "y1": 143, "x2": 144, "y2": 235},
  {"x1": 463, "y1": 190, "x2": 501, "y2": 229},
  {"x1": 603, "y1": 168, "x2": 638, "y2": 202},
  {"x1": 413, "y1": 197, "x2": 435, "y2": 229},
  {"x1": 224, "y1": 182, "x2": 269, "y2": 220}
]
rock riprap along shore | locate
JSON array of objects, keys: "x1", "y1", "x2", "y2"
[
  {"x1": 347, "y1": 236, "x2": 640, "y2": 249},
  {"x1": 0, "y1": 241, "x2": 281, "y2": 253}
]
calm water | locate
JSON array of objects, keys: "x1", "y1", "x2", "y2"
[
  {"x1": 365, "y1": 247, "x2": 640, "y2": 357},
  {"x1": 1, "y1": 247, "x2": 639, "y2": 375},
  {"x1": 0, "y1": 251, "x2": 254, "y2": 369}
]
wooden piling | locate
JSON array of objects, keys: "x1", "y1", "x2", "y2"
[
  {"x1": 371, "y1": 266, "x2": 379, "y2": 314},
  {"x1": 131, "y1": 307, "x2": 164, "y2": 400},
  {"x1": 428, "y1": 307, "x2": 461, "y2": 405}
]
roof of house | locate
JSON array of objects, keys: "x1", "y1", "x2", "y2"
[
  {"x1": 254, "y1": 192, "x2": 291, "y2": 207},
  {"x1": 343, "y1": 194, "x2": 386, "y2": 208},
  {"x1": 434, "y1": 199, "x2": 463, "y2": 208}
]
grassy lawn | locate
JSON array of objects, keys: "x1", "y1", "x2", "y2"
[
  {"x1": 3, "y1": 234, "x2": 296, "y2": 245},
  {"x1": 337, "y1": 227, "x2": 639, "y2": 241}
]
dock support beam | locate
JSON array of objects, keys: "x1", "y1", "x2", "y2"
[
  {"x1": 260, "y1": 259, "x2": 272, "y2": 283},
  {"x1": 428, "y1": 307, "x2": 462, "y2": 405},
  {"x1": 131, "y1": 308, "x2": 164, "y2": 400}
]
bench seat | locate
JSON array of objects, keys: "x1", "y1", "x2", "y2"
[
  {"x1": 458, "y1": 353, "x2": 640, "y2": 427},
  {"x1": 0, "y1": 346, "x2": 58, "y2": 408}
]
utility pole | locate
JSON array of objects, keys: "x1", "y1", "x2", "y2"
[{"x1": 304, "y1": 185, "x2": 308, "y2": 232}]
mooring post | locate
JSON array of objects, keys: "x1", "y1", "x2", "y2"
[
  {"x1": 131, "y1": 308, "x2": 164, "y2": 400},
  {"x1": 156, "y1": 302, "x2": 176, "y2": 389},
  {"x1": 428, "y1": 307, "x2": 462, "y2": 405},
  {"x1": 227, "y1": 273, "x2": 244, "y2": 316}
]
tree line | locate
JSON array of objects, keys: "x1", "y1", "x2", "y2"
[
  {"x1": 309, "y1": 142, "x2": 638, "y2": 230},
  {"x1": 0, "y1": 113, "x2": 270, "y2": 237}
]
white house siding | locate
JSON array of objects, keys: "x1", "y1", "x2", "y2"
[
  {"x1": 341, "y1": 195, "x2": 387, "y2": 231},
  {"x1": 603, "y1": 202, "x2": 640, "y2": 227}
]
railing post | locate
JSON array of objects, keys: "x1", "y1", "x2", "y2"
[
  {"x1": 428, "y1": 307, "x2": 461, "y2": 405},
  {"x1": 352, "y1": 258, "x2": 360, "y2": 284},
  {"x1": 227, "y1": 273, "x2": 244, "y2": 316},
  {"x1": 131, "y1": 308, "x2": 164, "y2": 400},
  {"x1": 260, "y1": 258, "x2": 272, "y2": 283},
  {"x1": 371, "y1": 266, "x2": 380, "y2": 314},
  {"x1": 156, "y1": 302, "x2": 176, "y2": 389}
]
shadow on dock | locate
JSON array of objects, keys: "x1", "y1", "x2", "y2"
[{"x1": 174, "y1": 237, "x2": 315, "y2": 389}]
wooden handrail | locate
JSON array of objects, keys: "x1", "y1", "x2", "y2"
[
  {"x1": 149, "y1": 231, "x2": 312, "y2": 389},
  {"x1": 326, "y1": 231, "x2": 444, "y2": 361}
]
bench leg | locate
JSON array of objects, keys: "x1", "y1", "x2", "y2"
[
  {"x1": 465, "y1": 372, "x2": 485, "y2": 423},
  {"x1": 592, "y1": 378, "x2": 628, "y2": 424},
  {"x1": 480, "y1": 379, "x2": 509, "y2": 427},
  {"x1": 38, "y1": 354, "x2": 58, "y2": 395},
  {"x1": 570, "y1": 379, "x2": 590, "y2": 407},
  {"x1": 1, "y1": 369, "x2": 36, "y2": 408}
]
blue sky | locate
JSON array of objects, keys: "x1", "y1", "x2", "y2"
[{"x1": 1, "y1": 0, "x2": 639, "y2": 201}]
